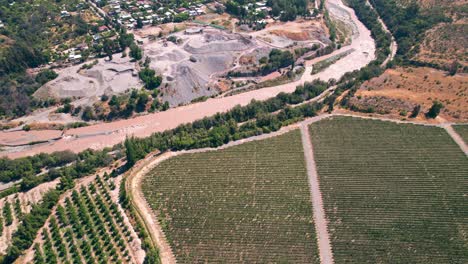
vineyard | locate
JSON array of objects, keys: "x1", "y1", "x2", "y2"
[
  {"x1": 453, "y1": 125, "x2": 468, "y2": 144},
  {"x1": 31, "y1": 174, "x2": 145, "y2": 264},
  {"x1": 309, "y1": 116, "x2": 468, "y2": 263},
  {"x1": 142, "y1": 130, "x2": 320, "y2": 263}
]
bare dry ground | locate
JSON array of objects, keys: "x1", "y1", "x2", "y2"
[{"x1": 353, "y1": 67, "x2": 468, "y2": 122}]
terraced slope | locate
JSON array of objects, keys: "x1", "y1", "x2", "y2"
[
  {"x1": 142, "y1": 130, "x2": 320, "y2": 263},
  {"x1": 309, "y1": 117, "x2": 468, "y2": 263},
  {"x1": 453, "y1": 125, "x2": 468, "y2": 144}
]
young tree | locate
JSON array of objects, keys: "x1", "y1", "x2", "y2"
[{"x1": 3, "y1": 201, "x2": 13, "y2": 225}]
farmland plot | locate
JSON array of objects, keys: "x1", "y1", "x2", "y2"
[
  {"x1": 142, "y1": 130, "x2": 320, "y2": 263},
  {"x1": 309, "y1": 117, "x2": 468, "y2": 263}
]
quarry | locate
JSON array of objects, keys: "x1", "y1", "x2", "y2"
[{"x1": 29, "y1": 19, "x2": 329, "y2": 124}]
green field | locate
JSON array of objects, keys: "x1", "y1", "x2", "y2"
[
  {"x1": 142, "y1": 130, "x2": 320, "y2": 263},
  {"x1": 453, "y1": 125, "x2": 468, "y2": 144},
  {"x1": 309, "y1": 117, "x2": 468, "y2": 263}
]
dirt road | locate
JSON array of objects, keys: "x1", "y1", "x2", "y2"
[
  {"x1": 300, "y1": 124, "x2": 334, "y2": 264},
  {"x1": 0, "y1": 0, "x2": 376, "y2": 159},
  {"x1": 443, "y1": 125, "x2": 468, "y2": 156}
]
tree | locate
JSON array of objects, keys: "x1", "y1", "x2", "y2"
[
  {"x1": 82, "y1": 106, "x2": 96, "y2": 121},
  {"x1": 139, "y1": 67, "x2": 162, "y2": 90},
  {"x1": 129, "y1": 44, "x2": 142, "y2": 61},
  {"x1": 124, "y1": 137, "x2": 144, "y2": 167},
  {"x1": 136, "y1": 92, "x2": 149, "y2": 112},
  {"x1": 35, "y1": 69, "x2": 58, "y2": 85},
  {"x1": 425, "y1": 101, "x2": 443, "y2": 119},
  {"x1": 409, "y1": 104, "x2": 421, "y2": 118},
  {"x1": 449, "y1": 60, "x2": 459, "y2": 76},
  {"x1": 136, "y1": 18, "x2": 143, "y2": 29},
  {"x1": 59, "y1": 174, "x2": 75, "y2": 190},
  {"x1": 103, "y1": 39, "x2": 114, "y2": 60},
  {"x1": 3, "y1": 201, "x2": 13, "y2": 225}
]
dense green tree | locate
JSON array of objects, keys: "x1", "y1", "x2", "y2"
[
  {"x1": 410, "y1": 104, "x2": 421, "y2": 118},
  {"x1": 139, "y1": 68, "x2": 162, "y2": 90},
  {"x1": 426, "y1": 101, "x2": 443, "y2": 119},
  {"x1": 3, "y1": 201, "x2": 13, "y2": 225},
  {"x1": 129, "y1": 44, "x2": 143, "y2": 61}
]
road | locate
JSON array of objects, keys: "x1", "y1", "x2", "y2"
[
  {"x1": 300, "y1": 124, "x2": 334, "y2": 264},
  {"x1": 0, "y1": 0, "x2": 376, "y2": 159}
]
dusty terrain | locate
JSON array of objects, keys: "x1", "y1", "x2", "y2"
[
  {"x1": 0, "y1": 0, "x2": 376, "y2": 158},
  {"x1": 353, "y1": 67, "x2": 468, "y2": 121},
  {"x1": 144, "y1": 27, "x2": 256, "y2": 106},
  {"x1": 8, "y1": 19, "x2": 329, "y2": 127},
  {"x1": 34, "y1": 56, "x2": 142, "y2": 100}
]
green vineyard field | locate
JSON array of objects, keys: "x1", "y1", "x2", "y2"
[
  {"x1": 309, "y1": 117, "x2": 468, "y2": 263},
  {"x1": 142, "y1": 130, "x2": 320, "y2": 263}
]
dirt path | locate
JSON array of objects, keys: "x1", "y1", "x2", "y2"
[
  {"x1": 127, "y1": 154, "x2": 177, "y2": 264},
  {"x1": 0, "y1": 0, "x2": 376, "y2": 159},
  {"x1": 300, "y1": 124, "x2": 334, "y2": 264},
  {"x1": 443, "y1": 125, "x2": 468, "y2": 156}
]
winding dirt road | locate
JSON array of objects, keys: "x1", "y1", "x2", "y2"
[{"x1": 0, "y1": 0, "x2": 376, "y2": 159}]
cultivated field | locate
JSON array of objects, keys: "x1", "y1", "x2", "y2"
[
  {"x1": 31, "y1": 175, "x2": 144, "y2": 264},
  {"x1": 142, "y1": 130, "x2": 320, "y2": 263},
  {"x1": 453, "y1": 125, "x2": 468, "y2": 144},
  {"x1": 309, "y1": 116, "x2": 468, "y2": 263}
]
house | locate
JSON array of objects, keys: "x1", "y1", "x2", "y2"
[
  {"x1": 60, "y1": 10, "x2": 70, "y2": 17},
  {"x1": 120, "y1": 13, "x2": 132, "y2": 20},
  {"x1": 69, "y1": 54, "x2": 82, "y2": 62},
  {"x1": 98, "y1": 25, "x2": 108, "y2": 32}
]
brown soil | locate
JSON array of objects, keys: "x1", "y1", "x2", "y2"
[
  {"x1": 355, "y1": 67, "x2": 468, "y2": 122},
  {"x1": 266, "y1": 19, "x2": 325, "y2": 41}
]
